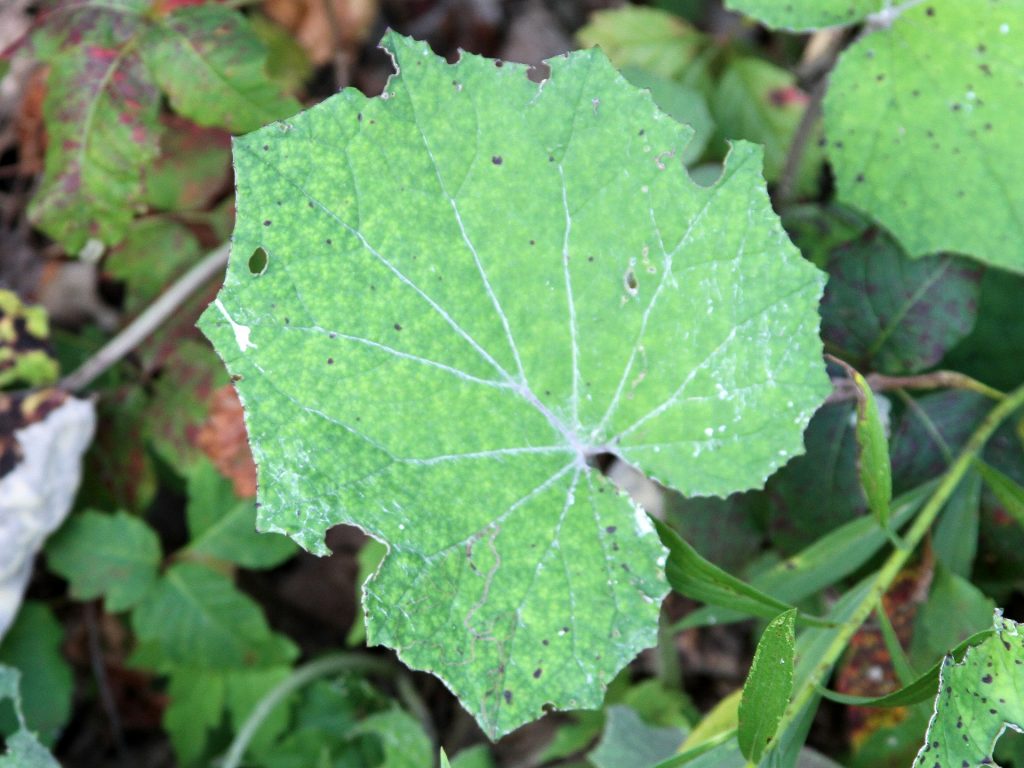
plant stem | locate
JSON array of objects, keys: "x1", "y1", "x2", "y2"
[
  {"x1": 60, "y1": 243, "x2": 229, "y2": 393},
  {"x1": 220, "y1": 653, "x2": 395, "y2": 768},
  {"x1": 762, "y1": 381, "x2": 1024, "y2": 762},
  {"x1": 827, "y1": 369, "x2": 1006, "y2": 404}
]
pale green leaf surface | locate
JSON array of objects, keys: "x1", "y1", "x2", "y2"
[
  {"x1": 825, "y1": 0, "x2": 1024, "y2": 270},
  {"x1": 725, "y1": 0, "x2": 882, "y2": 31},
  {"x1": 200, "y1": 33, "x2": 828, "y2": 736},
  {"x1": 913, "y1": 612, "x2": 1024, "y2": 767},
  {"x1": 45, "y1": 510, "x2": 161, "y2": 612},
  {"x1": 738, "y1": 609, "x2": 797, "y2": 763}
]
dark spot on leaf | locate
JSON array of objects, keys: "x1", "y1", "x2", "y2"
[
  {"x1": 263, "y1": 144, "x2": 269, "y2": 150},
  {"x1": 263, "y1": 220, "x2": 272, "y2": 227},
  {"x1": 606, "y1": 526, "x2": 617, "y2": 533},
  {"x1": 394, "y1": 323, "x2": 402, "y2": 331},
  {"x1": 533, "y1": 668, "x2": 542, "y2": 678},
  {"x1": 982, "y1": 674, "x2": 993, "y2": 683},
  {"x1": 856, "y1": 173, "x2": 866, "y2": 183},
  {"x1": 327, "y1": 358, "x2": 334, "y2": 365},
  {"x1": 325, "y1": 239, "x2": 332, "y2": 245},
  {"x1": 329, "y1": 332, "x2": 337, "y2": 339},
  {"x1": 529, "y1": 239, "x2": 535, "y2": 245},
  {"x1": 492, "y1": 155, "x2": 503, "y2": 165},
  {"x1": 926, "y1": 6, "x2": 935, "y2": 15},
  {"x1": 503, "y1": 690, "x2": 512, "y2": 703}
]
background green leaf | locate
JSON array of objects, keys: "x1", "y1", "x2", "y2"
[
  {"x1": 141, "y1": 6, "x2": 300, "y2": 134},
  {"x1": 824, "y1": 0, "x2": 1024, "y2": 269},
  {"x1": 820, "y1": 230, "x2": 982, "y2": 374}
]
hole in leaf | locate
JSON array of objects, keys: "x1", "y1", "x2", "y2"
[{"x1": 248, "y1": 247, "x2": 269, "y2": 275}]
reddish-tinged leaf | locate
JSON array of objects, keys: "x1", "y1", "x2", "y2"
[
  {"x1": 195, "y1": 384, "x2": 257, "y2": 498},
  {"x1": 143, "y1": 117, "x2": 231, "y2": 211},
  {"x1": 29, "y1": 42, "x2": 162, "y2": 251}
]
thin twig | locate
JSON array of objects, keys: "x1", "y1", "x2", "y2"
[
  {"x1": 83, "y1": 602, "x2": 125, "y2": 754},
  {"x1": 827, "y1": 369, "x2": 1006, "y2": 404},
  {"x1": 59, "y1": 243, "x2": 229, "y2": 393},
  {"x1": 775, "y1": 29, "x2": 841, "y2": 207}
]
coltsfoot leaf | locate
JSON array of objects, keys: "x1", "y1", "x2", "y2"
[
  {"x1": 825, "y1": 0, "x2": 1024, "y2": 270},
  {"x1": 200, "y1": 32, "x2": 829, "y2": 737},
  {"x1": 914, "y1": 611, "x2": 1024, "y2": 767}
]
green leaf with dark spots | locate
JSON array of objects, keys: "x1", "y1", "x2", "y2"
[
  {"x1": 825, "y1": 0, "x2": 1024, "y2": 270},
  {"x1": 199, "y1": 32, "x2": 829, "y2": 736},
  {"x1": 725, "y1": 0, "x2": 883, "y2": 31},
  {"x1": 913, "y1": 612, "x2": 1024, "y2": 767}
]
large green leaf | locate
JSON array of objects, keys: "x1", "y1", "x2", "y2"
[
  {"x1": 200, "y1": 32, "x2": 829, "y2": 737},
  {"x1": 725, "y1": 0, "x2": 883, "y2": 31},
  {"x1": 913, "y1": 612, "x2": 1024, "y2": 767},
  {"x1": 824, "y1": 0, "x2": 1024, "y2": 270}
]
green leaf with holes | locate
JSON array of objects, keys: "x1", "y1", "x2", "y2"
[
  {"x1": 913, "y1": 612, "x2": 1024, "y2": 767},
  {"x1": 824, "y1": 0, "x2": 1024, "y2": 271},
  {"x1": 725, "y1": 0, "x2": 883, "y2": 31},
  {"x1": 199, "y1": 32, "x2": 829, "y2": 738}
]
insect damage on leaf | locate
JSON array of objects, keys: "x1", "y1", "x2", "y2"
[{"x1": 199, "y1": 32, "x2": 829, "y2": 738}]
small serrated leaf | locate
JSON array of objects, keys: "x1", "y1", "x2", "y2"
[{"x1": 46, "y1": 510, "x2": 161, "y2": 612}]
